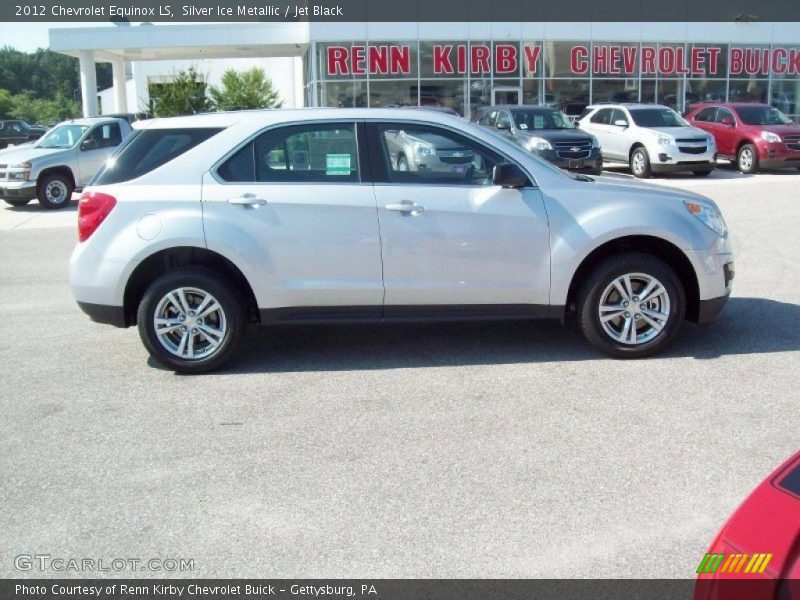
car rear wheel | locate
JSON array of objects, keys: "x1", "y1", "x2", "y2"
[
  {"x1": 137, "y1": 268, "x2": 247, "y2": 373},
  {"x1": 630, "y1": 147, "x2": 651, "y2": 178},
  {"x1": 37, "y1": 173, "x2": 74, "y2": 209},
  {"x1": 3, "y1": 198, "x2": 31, "y2": 207},
  {"x1": 577, "y1": 253, "x2": 685, "y2": 358},
  {"x1": 737, "y1": 144, "x2": 759, "y2": 174}
]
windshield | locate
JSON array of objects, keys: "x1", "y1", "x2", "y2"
[
  {"x1": 736, "y1": 106, "x2": 792, "y2": 125},
  {"x1": 629, "y1": 108, "x2": 688, "y2": 128},
  {"x1": 512, "y1": 109, "x2": 574, "y2": 130},
  {"x1": 36, "y1": 124, "x2": 88, "y2": 149}
]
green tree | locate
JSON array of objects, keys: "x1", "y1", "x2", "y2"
[
  {"x1": 148, "y1": 67, "x2": 210, "y2": 117},
  {"x1": 208, "y1": 67, "x2": 283, "y2": 111},
  {"x1": 6, "y1": 91, "x2": 80, "y2": 124},
  {"x1": 0, "y1": 88, "x2": 13, "y2": 118}
]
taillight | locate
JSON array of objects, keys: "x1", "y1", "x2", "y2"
[{"x1": 78, "y1": 191, "x2": 116, "y2": 242}]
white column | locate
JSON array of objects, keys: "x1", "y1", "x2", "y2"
[
  {"x1": 78, "y1": 50, "x2": 98, "y2": 117},
  {"x1": 293, "y1": 56, "x2": 305, "y2": 108},
  {"x1": 111, "y1": 57, "x2": 128, "y2": 113}
]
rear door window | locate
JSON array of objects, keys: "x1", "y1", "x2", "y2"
[
  {"x1": 92, "y1": 127, "x2": 223, "y2": 185},
  {"x1": 253, "y1": 123, "x2": 359, "y2": 183}
]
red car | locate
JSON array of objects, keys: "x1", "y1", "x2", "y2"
[
  {"x1": 695, "y1": 451, "x2": 800, "y2": 600},
  {"x1": 685, "y1": 102, "x2": 800, "y2": 174}
]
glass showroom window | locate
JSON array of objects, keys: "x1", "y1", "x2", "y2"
[
  {"x1": 544, "y1": 79, "x2": 590, "y2": 111},
  {"x1": 544, "y1": 41, "x2": 587, "y2": 79},
  {"x1": 369, "y1": 80, "x2": 418, "y2": 108},
  {"x1": 728, "y1": 79, "x2": 768, "y2": 103},
  {"x1": 318, "y1": 81, "x2": 367, "y2": 108},
  {"x1": 418, "y1": 79, "x2": 467, "y2": 115},
  {"x1": 592, "y1": 79, "x2": 639, "y2": 104},
  {"x1": 522, "y1": 41, "x2": 543, "y2": 107},
  {"x1": 317, "y1": 41, "x2": 368, "y2": 81},
  {"x1": 642, "y1": 79, "x2": 685, "y2": 112},
  {"x1": 771, "y1": 80, "x2": 800, "y2": 120},
  {"x1": 686, "y1": 43, "x2": 727, "y2": 106},
  {"x1": 469, "y1": 40, "x2": 492, "y2": 114}
]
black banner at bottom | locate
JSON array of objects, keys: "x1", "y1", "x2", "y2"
[{"x1": 3, "y1": 579, "x2": 800, "y2": 600}]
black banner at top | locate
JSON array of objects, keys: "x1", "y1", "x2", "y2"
[{"x1": 3, "y1": 0, "x2": 800, "y2": 22}]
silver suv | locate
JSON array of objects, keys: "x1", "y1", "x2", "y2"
[
  {"x1": 69, "y1": 109, "x2": 734, "y2": 373},
  {"x1": 0, "y1": 117, "x2": 133, "y2": 209},
  {"x1": 578, "y1": 104, "x2": 716, "y2": 178}
]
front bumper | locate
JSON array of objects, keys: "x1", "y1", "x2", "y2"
[
  {"x1": 647, "y1": 142, "x2": 716, "y2": 173},
  {"x1": 757, "y1": 142, "x2": 800, "y2": 169},
  {"x1": 535, "y1": 147, "x2": 603, "y2": 172},
  {"x1": 0, "y1": 180, "x2": 36, "y2": 200},
  {"x1": 685, "y1": 235, "x2": 735, "y2": 324}
]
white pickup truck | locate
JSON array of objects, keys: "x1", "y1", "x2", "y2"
[{"x1": 0, "y1": 116, "x2": 133, "y2": 209}]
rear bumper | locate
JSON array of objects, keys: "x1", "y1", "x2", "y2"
[{"x1": 77, "y1": 301, "x2": 128, "y2": 327}]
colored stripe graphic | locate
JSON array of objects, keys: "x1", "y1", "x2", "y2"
[{"x1": 697, "y1": 553, "x2": 773, "y2": 575}]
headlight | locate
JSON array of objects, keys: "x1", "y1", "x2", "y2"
[
  {"x1": 591, "y1": 136, "x2": 600, "y2": 148},
  {"x1": 6, "y1": 162, "x2": 31, "y2": 181},
  {"x1": 413, "y1": 142, "x2": 434, "y2": 156},
  {"x1": 657, "y1": 135, "x2": 673, "y2": 146},
  {"x1": 760, "y1": 131, "x2": 781, "y2": 143},
  {"x1": 526, "y1": 137, "x2": 553, "y2": 151},
  {"x1": 684, "y1": 200, "x2": 728, "y2": 238}
]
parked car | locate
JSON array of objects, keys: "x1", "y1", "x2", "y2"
[
  {"x1": 472, "y1": 105, "x2": 602, "y2": 175},
  {"x1": 684, "y1": 102, "x2": 800, "y2": 174},
  {"x1": 696, "y1": 451, "x2": 800, "y2": 597},
  {"x1": 0, "y1": 119, "x2": 48, "y2": 149},
  {"x1": 69, "y1": 109, "x2": 733, "y2": 373},
  {"x1": 578, "y1": 103, "x2": 716, "y2": 178},
  {"x1": 0, "y1": 116, "x2": 133, "y2": 209}
]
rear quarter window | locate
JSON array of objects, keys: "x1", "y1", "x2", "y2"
[{"x1": 92, "y1": 127, "x2": 223, "y2": 185}]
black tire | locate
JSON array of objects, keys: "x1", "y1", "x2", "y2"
[
  {"x1": 3, "y1": 198, "x2": 31, "y2": 207},
  {"x1": 36, "y1": 172, "x2": 74, "y2": 209},
  {"x1": 629, "y1": 147, "x2": 652, "y2": 178},
  {"x1": 137, "y1": 267, "x2": 247, "y2": 373},
  {"x1": 692, "y1": 169, "x2": 713, "y2": 177},
  {"x1": 737, "y1": 143, "x2": 759, "y2": 174},
  {"x1": 577, "y1": 253, "x2": 686, "y2": 358}
]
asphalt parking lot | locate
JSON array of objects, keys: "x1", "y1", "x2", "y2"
[{"x1": 1, "y1": 164, "x2": 799, "y2": 579}]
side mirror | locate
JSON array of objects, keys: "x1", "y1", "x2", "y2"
[
  {"x1": 81, "y1": 138, "x2": 98, "y2": 151},
  {"x1": 613, "y1": 119, "x2": 628, "y2": 127},
  {"x1": 492, "y1": 162, "x2": 528, "y2": 188},
  {"x1": 721, "y1": 117, "x2": 735, "y2": 127},
  {"x1": 496, "y1": 120, "x2": 511, "y2": 131}
]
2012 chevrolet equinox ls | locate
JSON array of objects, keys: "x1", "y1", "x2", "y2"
[{"x1": 69, "y1": 109, "x2": 734, "y2": 373}]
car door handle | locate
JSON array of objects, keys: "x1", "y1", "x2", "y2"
[
  {"x1": 228, "y1": 193, "x2": 267, "y2": 207},
  {"x1": 386, "y1": 201, "x2": 425, "y2": 215}
]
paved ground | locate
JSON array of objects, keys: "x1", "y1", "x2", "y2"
[{"x1": 1, "y1": 164, "x2": 798, "y2": 579}]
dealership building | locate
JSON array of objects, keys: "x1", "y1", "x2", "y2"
[{"x1": 49, "y1": 21, "x2": 800, "y2": 119}]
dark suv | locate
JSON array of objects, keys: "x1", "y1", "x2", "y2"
[
  {"x1": 0, "y1": 120, "x2": 47, "y2": 149},
  {"x1": 685, "y1": 102, "x2": 800, "y2": 173},
  {"x1": 471, "y1": 105, "x2": 602, "y2": 174}
]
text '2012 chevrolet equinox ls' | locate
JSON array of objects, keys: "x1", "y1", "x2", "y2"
[{"x1": 69, "y1": 109, "x2": 734, "y2": 373}]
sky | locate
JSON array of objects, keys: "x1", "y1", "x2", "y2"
[{"x1": 0, "y1": 22, "x2": 106, "y2": 52}]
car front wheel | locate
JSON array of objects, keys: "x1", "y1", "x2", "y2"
[
  {"x1": 630, "y1": 147, "x2": 652, "y2": 178},
  {"x1": 137, "y1": 268, "x2": 247, "y2": 373},
  {"x1": 37, "y1": 173, "x2": 74, "y2": 209},
  {"x1": 737, "y1": 143, "x2": 759, "y2": 174},
  {"x1": 577, "y1": 253, "x2": 685, "y2": 358}
]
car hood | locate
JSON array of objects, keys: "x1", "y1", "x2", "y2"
[
  {"x1": 758, "y1": 124, "x2": 800, "y2": 136},
  {"x1": 0, "y1": 146, "x2": 67, "y2": 163},
  {"x1": 590, "y1": 175, "x2": 715, "y2": 206},
  {"x1": 517, "y1": 129, "x2": 594, "y2": 142},
  {"x1": 645, "y1": 126, "x2": 708, "y2": 138}
]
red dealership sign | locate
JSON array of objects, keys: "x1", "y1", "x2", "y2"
[{"x1": 325, "y1": 43, "x2": 800, "y2": 77}]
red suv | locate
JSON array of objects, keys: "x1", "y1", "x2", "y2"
[{"x1": 685, "y1": 102, "x2": 800, "y2": 174}]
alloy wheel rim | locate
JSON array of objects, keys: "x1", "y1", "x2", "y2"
[
  {"x1": 153, "y1": 287, "x2": 227, "y2": 360},
  {"x1": 598, "y1": 272, "x2": 670, "y2": 345},
  {"x1": 45, "y1": 180, "x2": 68, "y2": 204},
  {"x1": 740, "y1": 148, "x2": 753, "y2": 170},
  {"x1": 632, "y1": 152, "x2": 645, "y2": 174}
]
